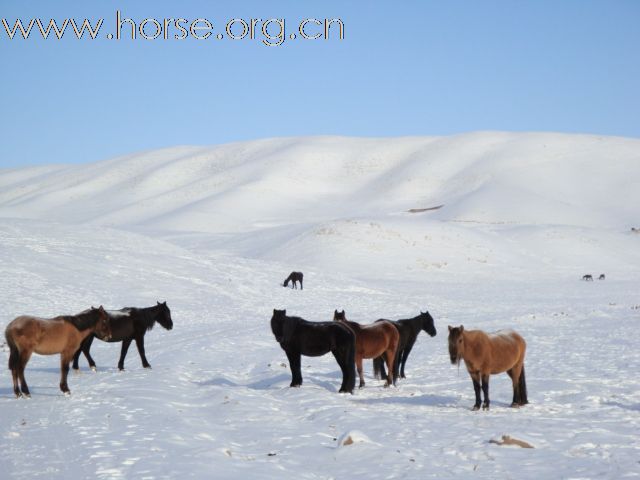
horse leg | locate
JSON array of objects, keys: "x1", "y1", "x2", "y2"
[
  {"x1": 400, "y1": 340, "x2": 416, "y2": 379},
  {"x1": 17, "y1": 350, "x2": 32, "y2": 398},
  {"x1": 7, "y1": 342, "x2": 21, "y2": 397},
  {"x1": 470, "y1": 372, "x2": 482, "y2": 410},
  {"x1": 383, "y1": 349, "x2": 395, "y2": 387},
  {"x1": 73, "y1": 336, "x2": 96, "y2": 371},
  {"x1": 59, "y1": 353, "x2": 72, "y2": 395},
  {"x1": 285, "y1": 350, "x2": 302, "y2": 387},
  {"x1": 356, "y1": 356, "x2": 365, "y2": 388},
  {"x1": 300, "y1": 279, "x2": 303, "y2": 290},
  {"x1": 481, "y1": 374, "x2": 490, "y2": 410},
  {"x1": 118, "y1": 338, "x2": 133, "y2": 371},
  {"x1": 331, "y1": 349, "x2": 350, "y2": 393},
  {"x1": 83, "y1": 336, "x2": 97, "y2": 371},
  {"x1": 134, "y1": 335, "x2": 151, "y2": 369}
]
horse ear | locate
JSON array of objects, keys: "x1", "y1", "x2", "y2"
[
  {"x1": 163, "y1": 301, "x2": 167, "y2": 305},
  {"x1": 459, "y1": 325, "x2": 464, "y2": 332},
  {"x1": 448, "y1": 325, "x2": 452, "y2": 332},
  {"x1": 98, "y1": 305, "x2": 105, "y2": 312},
  {"x1": 283, "y1": 309, "x2": 286, "y2": 315}
]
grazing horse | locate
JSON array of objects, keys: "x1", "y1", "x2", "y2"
[
  {"x1": 582, "y1": 274, "x2": 593, "y2": 281},
  {"x1": 448, "y1": 325, "x2": 528, "y2": 410},
  {"x1": 5, "y1": 306, "x2": 111, "y2": 397},
  {"x1": 270, "y1": 309, "x2": 355, "y2": 393},
  {"x1": 599, "y1": 274, "x2": 606, "y2": 280},
  {"x1": 373, "y1": 310, "x2": 437, "y2": 381},
  {"x1": 72, "y1": 301, "x2": 173, "y2": 371},
  {"x1": 333, "y1": 310, "x2": 399, "y2": 388},
  {"x1": 283, "y1": 271, "x2": 303, "y2": 290}
]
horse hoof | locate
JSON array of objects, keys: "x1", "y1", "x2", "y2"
[
  {"x1": 472, "y1": 405, "x2": 480, "y2": 411},
  {"x1": 482, "y1": 405, "x2": 490, "y2": 411},
  {"x1": 91, "y1": 366, "x2": 97, "y2": 372}
]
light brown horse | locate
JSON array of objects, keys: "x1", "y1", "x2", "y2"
[
  {"x1": 333, "y1": 310, "x2": 399, "y2": 388},
  {"x1": 5, "y1": 306, "x2": 111, "y2": 397},
  {"x1": 448, "y1": 325, "x2": 528, "y2": 410}
]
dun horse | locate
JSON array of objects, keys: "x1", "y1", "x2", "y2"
[
  {"x1": 283, "y1": 271, "x2": 303, "y2": 290},
  {"x1": 333, "y1": 310, "x2": 399, "y2": 388},
  {"x1": 448, "y1": 325, "x2": 528, "y2": 410},
  {"x1": 270, "y1": 309, "x2": 355, "y2": 393},
  {"x1": 72, "y1": 302, "x2": 173, "y2": 371},
  {"x1": 5, "y1": 306, "x2": 111, "y2": 397},
  {"x1": 373, "y1": 310, "x2": 437, "y2": 381}
]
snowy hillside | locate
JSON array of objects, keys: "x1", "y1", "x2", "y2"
[
  {"x1": 1, "y1": 133, "x2": 639, "y2": 479},
  {"x1": 1, "y1": 132, "x2": 638, "y2": 279}
]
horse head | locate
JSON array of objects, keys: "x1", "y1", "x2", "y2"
[
  {"x1": 447, "y1": 325, "x2": 465, "y2": 365},
  {"x1": 156, "y1": 301, "x2": 173, "y2": 330},
  {"x1": 271, "y1": 309, "x2": 287, "y2": 342},
  {"x1": 420, "y1": 311, "x2": 437, "y2": 337},
  {"x1": 92, "y1": 305, "x2": 112, "y2": 341},
  {"x1": 333, "y1": 310, "x2": 347, "y2": 322}
]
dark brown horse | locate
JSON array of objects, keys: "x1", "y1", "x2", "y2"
[
  {"x1": 333, "y1": 310, "x2": 399, "y2": 388},
  {"x1": 4, "y1": 306, "x2": 111, "y2": 397},
  {"x1": 72, "y1": 302, "x2": 173, "y2": 371},
  {"x1": 283, "y1": 271, "x2": 303, "y2": 290},
  {"x1": 448, "y1": 325, "x2": 528, "y2": 410},
  {"x1": 373, "y1": 310, "x2": 437, "y2": 381}
]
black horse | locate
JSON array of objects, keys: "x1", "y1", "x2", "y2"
[
  {"x1": 283, "y1": 271, "x2": 303, "y2": 290},
  {"x1": 270, "y1": 309, "x2": 355, "y2": 393},
  {"x1": 373, "y1": 311, "x2": 436, "y2": 381},
  {"x1": 72, "y1": 302, "x2": 173, "y2": 371}
]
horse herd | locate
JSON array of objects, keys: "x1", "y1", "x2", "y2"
[
  {"x1": 4, "y1": 302, "x2": 173, "y2": 398},
  {"x1": 4, "y1": 273, "x2": 529, "y2": 411},
  {"x1": 270, "y1": 308, "x2": 529, "y2": 411}
]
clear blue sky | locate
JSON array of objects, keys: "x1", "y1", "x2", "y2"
[{"x1": 1, "y1": 0, "x2": 638, "y2": 167}]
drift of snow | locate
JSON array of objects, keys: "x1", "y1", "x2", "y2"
[{"x1": 1, "y1": 132, "x2": 639, "y2": 479}]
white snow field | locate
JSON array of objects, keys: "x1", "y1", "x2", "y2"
[{"x1": 0, "y1": 132, "x2": 639, "y2": 479}]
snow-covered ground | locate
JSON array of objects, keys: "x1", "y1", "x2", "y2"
[{"x1": 1, "y1": 132, "x2": 639, "y2": 478}]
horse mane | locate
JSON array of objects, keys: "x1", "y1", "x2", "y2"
[
  {"x1": 62, "y1": 309, "x2": 101, "y2": 331},
  {"x1": 131, "y1": 306, "x2": 159, "y2": 332}
]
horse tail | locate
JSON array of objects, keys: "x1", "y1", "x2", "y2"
[
  {"x1": 518, "y1": 366, "x2": 528, "y2": 405},
  {"x1": 5, "y1": 331, "x2": 19, "y2": 371},
  {"x1": 372, "y1": 357, "x2": 384, "y2": 379}
]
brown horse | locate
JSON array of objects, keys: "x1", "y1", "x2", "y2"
[
  {"x1": 333, "y1": 310, "x2": 399, "y2": 388},
  {"x1": 448, "y1": 325, "x2": 528, "y2": 410},
  {"x1": 5, "y1": 306, "x2": 111, "y2": 397}
]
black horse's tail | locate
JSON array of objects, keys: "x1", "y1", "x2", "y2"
[
  {"x1": 5, "y1": 331, "x2": 19, "y2": 371},
  {"x1": 518, "y1": 366, "x2": 528, "y2": 405},
  {"x1": 372, "y1": 356, "x2": 385, "y2": 380}
]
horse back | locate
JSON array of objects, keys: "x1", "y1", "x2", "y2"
[
  {"x1": 6, "y1": 316, "x2": 82, "y2": 355},
  {"x1": 286, "y1": 319, "x2": 352, "y2": 357},
  {"x1": 102, "y1": 311, "x2": 136, "y2": 341},
  {"x1": 486, "y1": 329, "x2": 526, "y2": 373}
]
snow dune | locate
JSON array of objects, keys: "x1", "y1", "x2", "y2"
[{"x1": 1, "y1": 132, "x2": 639, "y2": 478}]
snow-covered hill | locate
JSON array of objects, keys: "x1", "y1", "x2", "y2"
[
  {"x1": 1, "y1": 132, "x2": 638, "y2": 279},
  {"x1": 1, "y1": 133, "x2": 639, "y2": 478}
]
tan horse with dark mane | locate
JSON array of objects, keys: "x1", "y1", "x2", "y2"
[
  {"x1": 333, "y1": 310, "x2": 399, "y2": 388},
  {"x1": 448, "y1": 325, "x2": 528, "y2": 410},
  {"x1": 5, "y1": 306, "x2": 111, "y2": 397}
]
